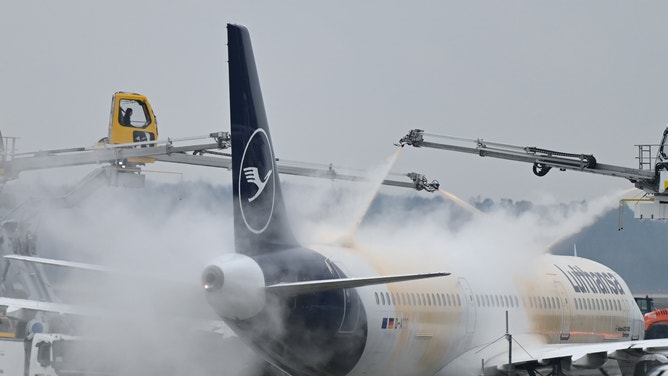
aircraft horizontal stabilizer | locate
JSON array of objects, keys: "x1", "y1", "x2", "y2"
[
  {"x1": 4, "y1": 254, "x2": 116, "y2": 272},
  {"x1": 4, "y1": 255, "x2": 180, "y2": 284},
  {"x1": 265, "y1": 272, "x2": 449, "y2": 298}
]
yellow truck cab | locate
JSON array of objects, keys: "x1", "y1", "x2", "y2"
[{"x1": 107, "y1": 92, "x2": 158, "y2": 164}]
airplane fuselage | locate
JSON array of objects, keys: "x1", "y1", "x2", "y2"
[{"x1": 253, "y1": 245, "x2": 644, "y2": 376}]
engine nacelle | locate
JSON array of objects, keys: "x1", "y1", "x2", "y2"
[{"x1": 201, "y1": 253, "x2": 265, "y2": 320}]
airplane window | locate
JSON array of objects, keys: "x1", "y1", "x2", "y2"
[
  {"x1": 401, "y1": 293, "x2": 406, "y2": 306},
  {"x1": 475, "y1": 295, "x2": 480, "y2": 307},
  {"x1": 514, "y1": 296, "x2": 519, "y2": 308},
  {"x1": 381, "y1": 293, "x2": 386, "y2": 306},
  {"x1": 441, "y1": 294, "x2": 446, "y2": 306},
  {"x1": 386, "y1": 293, "x2": 391, "y2": 306},
  {"x1": 504, "y1": 296, "x2": 509, "y2": 308},
  {"x1": 529, "y1": 297, "x2": 534, "y2": 309},
  {"x1": 446, "y1": 294, "x2": 452, "y2": 306},
  {"x1": 421, "y1": 294, "x2": 426, "y2": 306},
  {"x1": 605, "y1": 300, "x2": 609, "y2": 311},
  {"x1": 494, "y1": 296, "x2": 500, "y2": 307},
  {"x1": 456, "y1": 295, "x2": 461, "y2": 306},
  {"x1": 574, "y1": 299, "x2": 579, "y2": 310},
  {"x1": 437, "y1": 294, "x2": 442, "y2": 306},
  {"x1": 542, "y1": 297, "x2": 547, "y2": 309},
  {"x1": 431, "y1": 293, "x2": 436, "y2": 306},
  {"x1": 375, "y1": 293, "x2": 379, "y2": 305},
  {"x1": 486, "y1": 295, "x2": 491, "y2": 307},
  {"x1": 550, "y1": 297, "x2": 556, "y2": 309},
  {"x1": 587, "y1": 299, "x2": 592, "y2": 310}
]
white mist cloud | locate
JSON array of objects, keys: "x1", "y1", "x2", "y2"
[
  {"x1": 0, "y1": 174, "x2": 624, "y2": 375},
  {"x1": 7, "y1": 180, "x2": 262, "y2": 376}
]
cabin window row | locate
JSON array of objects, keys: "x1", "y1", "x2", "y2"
[
  {"x1": 475, "y1": 294, "x2": 520, "y2": 309},
  {"x1": 573, "y1": 297, "x2": 622, "y2": 312},
  {"x1": 374, "y1": 292, "x2": 462, "y2": 307},
  {"x1": 528, "y1": 295, "x2": 561, "y2": 310}
]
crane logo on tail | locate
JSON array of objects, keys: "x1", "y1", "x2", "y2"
[
  {"x1": 243, "y1": 167, "x2": 273, "y2": 202},
  {"x1": 238, "y1": 129, "x2": 276, "y2": 234}
]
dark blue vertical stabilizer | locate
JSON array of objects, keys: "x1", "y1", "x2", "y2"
[{"x1": 228, "y1": 24, "x2": 298, "y2": 255}]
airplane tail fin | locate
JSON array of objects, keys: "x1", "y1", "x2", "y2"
[{"x1": 228, "y1": 24, "x2": 299, "y2": 256}]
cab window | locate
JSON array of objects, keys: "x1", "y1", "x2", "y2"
[{"x1": 119, "y1": 99, "x2": 151, "y2": 128}]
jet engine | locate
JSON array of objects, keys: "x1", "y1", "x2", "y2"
[{"x1": 201, "y1": 253, "x2": 265, "y2": 320}]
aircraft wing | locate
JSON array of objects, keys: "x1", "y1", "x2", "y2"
[
  {"x1": 467, "y1": 334, "x2": 668, "y2": 373},
  {"x1": 0, "y1": 297, "x2": 104, "y2": 320},
  {"x1": 0, "y1": 296, "x2": 234, "y2": 337}
]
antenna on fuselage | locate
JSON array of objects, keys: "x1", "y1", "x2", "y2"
[{"x1": 506, "y1": 311, "x2": 513, "y2": 375}]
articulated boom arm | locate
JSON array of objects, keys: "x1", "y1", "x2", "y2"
[
  {"x1": 157, "y1": 150, "x2": 439, "y2": 192},
  {"x1": 399, "y1": 129, "x2": 655, "y2": 192},
  {"x1": 398, "y1": 129, "x2": 668, "y2": 221},
  {"x1": 0, "y1": 129, "x2": 438, "y2": 193}
]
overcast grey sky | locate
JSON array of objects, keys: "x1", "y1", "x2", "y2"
[{"x1": 2, "y1": 1, "x2": 668, "y2": 202}]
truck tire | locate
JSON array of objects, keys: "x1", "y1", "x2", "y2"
[{"x1": 646, "y1": 323, "x2": 668, "y2": 339}]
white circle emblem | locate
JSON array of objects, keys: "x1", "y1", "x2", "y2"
[{"x1": 238, "y1": 128, "x2": 276, "y2": 234}]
